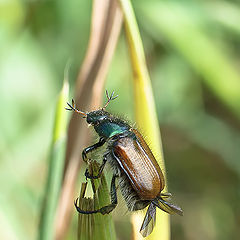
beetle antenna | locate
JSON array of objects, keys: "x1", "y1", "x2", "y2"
[
  {"x1": 102, "y1": 90, "x2": 118, "y2": 110},
  {"x1": 65, "y1": 99, "x2": 87, "y2": 117}
]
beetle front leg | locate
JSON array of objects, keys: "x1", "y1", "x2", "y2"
[
  {"x1": 82, "y1": 137, "x2": 105, "y2": 162},
  {"x1": 75, "y1": 175, "x2": 118, "y2": 215},
  {"x1": 85, "y1": 155, "x2": 107, "y2": 179}
]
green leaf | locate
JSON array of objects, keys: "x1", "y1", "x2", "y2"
[
  {"x1": 38, "y1": 79, "x2": 69, "y2": 240},
  {"x1": 119, "y1": 0, "x2": 170, "y2": 239}
]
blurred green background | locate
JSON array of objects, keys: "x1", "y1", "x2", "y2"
[{"x1": 1, "y1": 0, "x2": 240, "y2": 239}]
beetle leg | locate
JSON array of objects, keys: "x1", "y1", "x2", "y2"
[
  {"x1": 160, "y1": 192, "x2": 172, "y2": 200},
  {"x1": 84, "y1": 156, "x2": 107, "y2": 180},
  {"x1": 140, "y1": 202, "x2": 157, "y2": 237},
  {"x1": 74, "y1": 175, "x2": 118, "y2": 215},
  {"x1": 82, "y1": 137, "x2": 105, "y2": 162},
  {"x1": 154, "y1": 197, "x2": 183, "y2": 216}
]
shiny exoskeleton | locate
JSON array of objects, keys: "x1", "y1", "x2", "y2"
[{"x1": 66, "y1": 91, "x2": 183, "y2": 237}]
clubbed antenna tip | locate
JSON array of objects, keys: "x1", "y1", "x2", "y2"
[
  {"x1": 65, "y1": 99, "x2": 87, "y2": 117},
  {"x1": 102, "y1": 90, "x2": 118, "y2": 110}
]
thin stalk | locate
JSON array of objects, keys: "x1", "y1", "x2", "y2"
[
  {"x1": 54, "y1": 1, "x2": 122, "y2": 238},
  {"x1": 118, "y1": 0, "x2": 170, "y2": 239},
  {"x1": 76, "y1": 161, "x2": 116, "y2": 240},
  {"x1": 38, "y1": 76, "x2": 69, "y2": 240}
]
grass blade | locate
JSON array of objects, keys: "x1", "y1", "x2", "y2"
[
  {"x1": 38, "y1": 78, "x2": 69, "y2": 240},
  {"x1": 119, "y1": 0, "x2": 170, "y2": 239},
  {"x1": 54, "y1": 1, "x2": 122, "y2": 238},
  {"x1": 76, "y1": 161, "x2": 116, "y2": 240}
]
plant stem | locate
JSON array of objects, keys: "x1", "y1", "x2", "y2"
[
  {"x1": 118, "y1": 0, "x2": 170, "y2": 239},
  {"x1": 38, "y1": 79, "x2": 69, "y2": 240}
]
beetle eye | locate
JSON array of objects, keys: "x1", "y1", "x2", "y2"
[{"x1": 98, "y1": 116, "x2": 106, "y2": 121}]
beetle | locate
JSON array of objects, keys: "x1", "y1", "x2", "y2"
[{"x1": 66, "y1": 90, "x2": 183, "y2": 237}]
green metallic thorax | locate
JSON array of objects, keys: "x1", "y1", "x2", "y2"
[{"x1": 94, "y1": 121, "x2": 129, "y2": 138}]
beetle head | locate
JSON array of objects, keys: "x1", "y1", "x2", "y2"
[{"x1": 86, "y1": 109, "x2": 111, "y2": 126}]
